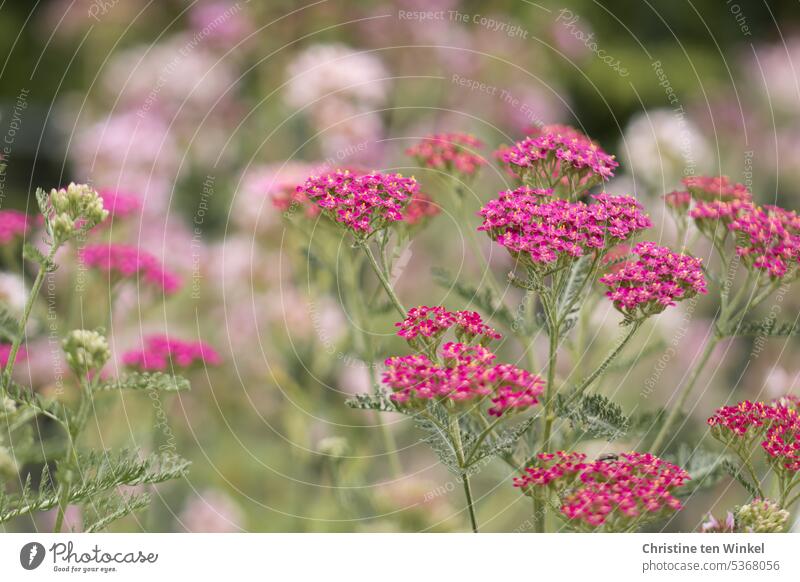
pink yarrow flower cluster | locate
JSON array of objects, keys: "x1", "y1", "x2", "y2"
[
  {"x1": 0, "y1": 210, "x2": 31, "y2": 244},
  {"x1": 728, "y1": 204, "x2": 800, "y2": 279},
  {"x1": 708, "y1": 397, "x2": 800, "y2": 473},
  {"x1": 513, "y1": 451, "x2": 690, "y2": 530},
  {"x1": 298, "y1": 169, "x2": 419, "y2": 235},
  {"x1": 123, "y1": 334, "x2": 221, "y2": 371},
  {"x1": 396, "y1": 306, "x2": 501, "y2": 346},
  {"x1": 405, "y1": 133, "x2": 485, "y2": 177},
  {"x1": 79, "y1": 244, "x2": 182, "y2": 294},
  {"x1": 600, "y1": 242, "x2": 707, "y2": 321},
  {"x1": 383, "y1": 342, "x2": 543, "y2": 417},
  {"x1": 497, "y1": 125, "x2": 618, "y2": 190},
  {"x1": 478, "y1": 189, "x2": 651, "y2": 270}
]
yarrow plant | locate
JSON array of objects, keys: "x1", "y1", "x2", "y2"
[
  {"x1": 281, "y1": 119, "x2": 800, "y2": 534},
  {"x1": 708, "y1": 397, "x2": 800, "y2": 508},
  {"x1": 0, "y1": 183, "x2": 194, "y2": 532},
  {"x1": 514, "y1": 452, "x2": 690, "y2": 531}
]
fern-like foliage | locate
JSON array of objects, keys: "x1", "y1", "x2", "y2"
[
  {"x1": 345, "y1": 391, "x2": 398, "y2": 413},
  {"x1": 556, "y1": 254, "x2": 594, "y2": 333},
  {"x1": 722, "y1": 459, "x2": 761, "y2": 499},
  {"x1": 722, "y1": 319, "x2": 800, "y2": 337},
  {"x1": 0, "y1": 450, "x2": 189, "y2": 523},
  {"x1": 94, "y1": 372, "x2": 190, "y2": 393},
  {"x1": 672, "y1": 444, "x2": 730, "y2": 496},
  {"x1": 556, "y1": 393, "x2": 630, "y2": 440}
]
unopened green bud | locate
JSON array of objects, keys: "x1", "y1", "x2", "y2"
[
  {"x1": 63, "y1": 329, "x2": 110, "y2": 375},
  {"x1": 735, "y1": 498, "x2": 789, "y2": 533},
  {"x1": 48, "y1": 183, "x2": 109, "y2": 240}
]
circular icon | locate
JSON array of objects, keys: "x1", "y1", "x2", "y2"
[{"x1": 20, "y1": 542, "x2": 46, "y2": 570}]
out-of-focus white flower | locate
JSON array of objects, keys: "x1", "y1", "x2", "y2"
[
  {"x1": 103, "y1": 36, "x2": 236, "y2": 115},
  {"x1": 180, "y1": 489, "x2": 244, "y2": 532},
  {"x1": 0, "y1": 273, "x2": 27, "y2": 312},
  {"x1": 763, "y1": 367, "x2": 799, "y2": 399},
  {"x1": 284, "y1": 43, "x2": 389, "y2": 110},
  {"x1": 748, "y1": 37, "x2": 800, "y2": 114},
  {"x1": 233, "y1": 162, "x2": 319, "y2": 235},
  {"x1": 621, "y1": 109, "x2": 711, "y2": 194}
]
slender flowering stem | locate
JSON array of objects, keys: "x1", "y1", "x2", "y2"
[
  {"x1": 2, "y1": 244, "x2": 57, "y2": 393},
  {"x1": 358, "y1": 241, "x2": 406, "y2": 318},
  {"x1": 449, "y1": 415, "x2": 479, "y2": 533},
  {"x1": 651, "y1": 333, "x2": 719, "y2": 454},
  {"x1": 566, "y1": 320, "x2": 642, "y2": 404}
]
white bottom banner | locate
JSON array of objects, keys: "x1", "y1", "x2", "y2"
[{"x1": 1, "y1": 533, "x2": 798, "y2": 580}]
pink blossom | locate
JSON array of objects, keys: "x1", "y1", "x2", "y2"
[
  {"x1": 122, "y1": 334, "x2": 221, "y2": 371},
  {"x1": 98, "y1": 188, "x2": 142, "y2": 220},
  {"x1": 406, "y1": 133, "x2": 486, "y2": 177},
  {"x1": 383, "y1": 341, "x2": 543, "y2": 417},
  {"x1": 514, "y1": 451, "x2": 690, "y2": 530},
  {"x1": 395, "y1": 306, "x2": 501, "y2": 347},
  {"x1": 0, "y1": 343, "x2": 26, "y2": 367},
  {"x1": 79, "y1": 244, "x2": 182, "y2": 294},
  {"x1": 599, "y1": 242, "x2": 707, "y2": 320},
  {"x1": 728, "y1": 204, "x2": 800, "y2": 279},
  {"x1": 478, "y1": 189, "x2": 651, "y2": 269},
  {"x1": 298, "y1": 169, "x2": 419, "y2": 234},
  {"x1": 0, "y1": 210, "x2": 31, "y2": 244},
  {"x1": 497, "y1": 125, "x2": 618, "y2": 187}
]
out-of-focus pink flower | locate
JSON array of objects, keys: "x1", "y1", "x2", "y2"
[
  {"x1": 123, "y1": 334, "x2": 221, "y2": 371},
  {"x1": 406, "y1": 133, "x2": 485, "y2": 177},
  {"x1": 189, "y1": 1, "x2": 253, "y2": 46},
  {"x1": 0, "y1": 210, "x2": 31, "y2": 244},
  {"x1": 98, "y1": 188, "x2": 142, "y2": 221},
  {"x1": 0, "y1": 343, "x2": 26, "y2": 367},
  {"x1": 180, "y1": 489, "x2": 244, "y2": 532},
  {"x1": 79, "y1": 243, "x2": 182, "y2": 294}
]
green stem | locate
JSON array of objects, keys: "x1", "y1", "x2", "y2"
[
  {"x1": 540, "y1": 294, "x2": 560, "y2": 455},
  {"x1": 651, "y1": 334, "x2": 720, "y2": 454},
  {"x1": 567, "y1": 321, "x2": 642, "y2": 404},
  {"x1": 359, "y1": 242, "x2": 406, "y2": 318},
  {"x1": 449, "y1": 415, "x2": 478, "y2": 533},
  {"x1": 2, "y1": 244, "x2": 57, "y2": 393}
]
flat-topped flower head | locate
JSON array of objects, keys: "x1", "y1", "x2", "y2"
[
  {"x1": 708, "y1": 396, "x2": 800, "y2": 475},
  {"x1": 383, "y1": 341, "x2": 543, "y2": 417},
  {"x1": 735, "y1": 499, "x2": 790, "y2": 533},
  {"x1": 79, "y1": 244, "x2": 182, "y2": 294},
  {"x1": 728, "y1": 204, "x2": 800, "y2": 279},
  {"x1": 406, "y1": 133, "x2": 485, "y2": 177},
  {"x1": 0, "y1": 210, "x2": 31, "y2": 244},
  {"x1": 395, "y1": 306, "x2": 501, "y2": 349},
  {"x1": 478, "y1": 191, "x2": 650, "y2": 272},
  {"x1": 42, "y1": 183, "x2": 108, "y2": 242},
  {"x1": 683, "y1": 175, "x2": 752, "y2": 202},
  {"x1": 600, "y1": 242, "x2": 707, "y2": 322},
  {"x1": 298, "y1": 169, "x2": 419, "y2": 236},
  {"x1": 123, "y1": 334, "x2": 221, "y2": 371},
  {"x1": 497, "y1": 125, "x2": 618, "y2": 193},
  {"x1": 514, "y1": 451, "x2": 690, "y2": 531}
]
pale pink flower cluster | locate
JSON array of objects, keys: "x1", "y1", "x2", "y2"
[
  {"x1": 406, "y1": 133, "x2": 486, "y2": 177},
  {"x1": 514, "y1": 451, "x2": 690, "y2": 530},
  {"x1": 497, "y1": 125, "x2": 618, "y2": 187},
  {"x1": 478, "y1": 189, "x2": 651, "y2": 268},
  {"x1": 79, "y1": 244, "x2": 182, "y2": 294},
  {"x1": 298, "y1": 169, "x2": 419, "y2": 234},
  {"x1": 383, "y1": 341, "x2": 543, "y2": 417},
  {"x1": 395, "y1": 305, "x2": 501, "y2": 345},
  {"x1": 0, "y1": 210, "x2": 31, "y2": 244},
  {"x1": 123, "y1": 334, "x2": 221, "y2": 371},
  {"x1": 599, "y1": 242, "x2": 707, "y2": 320},
  {"x1": 708, "y1": 397, "x2": 800, "y2": 473}
]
